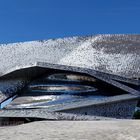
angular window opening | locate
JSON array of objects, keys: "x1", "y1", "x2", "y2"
[{"x1": 2, "y1": 69, "x2": 131, "y2": 110}]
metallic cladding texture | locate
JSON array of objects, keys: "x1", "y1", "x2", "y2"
[{"x1": 0, "y1": 34, "x2": 140, "y2": 78}]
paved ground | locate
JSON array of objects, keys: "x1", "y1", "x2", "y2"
[{"x1": 0, "y1": 120, "x2": 140, "y2": 140}]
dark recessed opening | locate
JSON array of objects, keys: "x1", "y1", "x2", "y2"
[
  {"x1": 23, "y1": 69, "x2": 128, "y2": 96},
  {"x1": 0, "y1": 117, "x2": 45, "y2": 127},
  {"x1": 1, "y1": 68, "x2": 133, "y2": 110}
]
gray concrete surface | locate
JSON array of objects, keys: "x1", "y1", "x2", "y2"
[{"x1": 0, "y1": 120, "x2": 140, "y2": 140}]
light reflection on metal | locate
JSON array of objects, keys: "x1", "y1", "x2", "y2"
[
  {"x1": 29, "y1": 84, "x2": 97, "y2": 94},
  {"x1": 47, "y1": 73, "x2": 96, "y2": 82},
  {"x1": 5, "y1": 73, "x2": 103, "y2": 109}
]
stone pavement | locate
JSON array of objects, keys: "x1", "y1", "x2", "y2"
[{"x1": 0, "y1": 120, "x2": 140, "y2": 140}]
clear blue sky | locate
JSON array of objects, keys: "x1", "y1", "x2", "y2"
[{"x1": 0, "y1": 0, "x2": 140, "y2": 43}]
